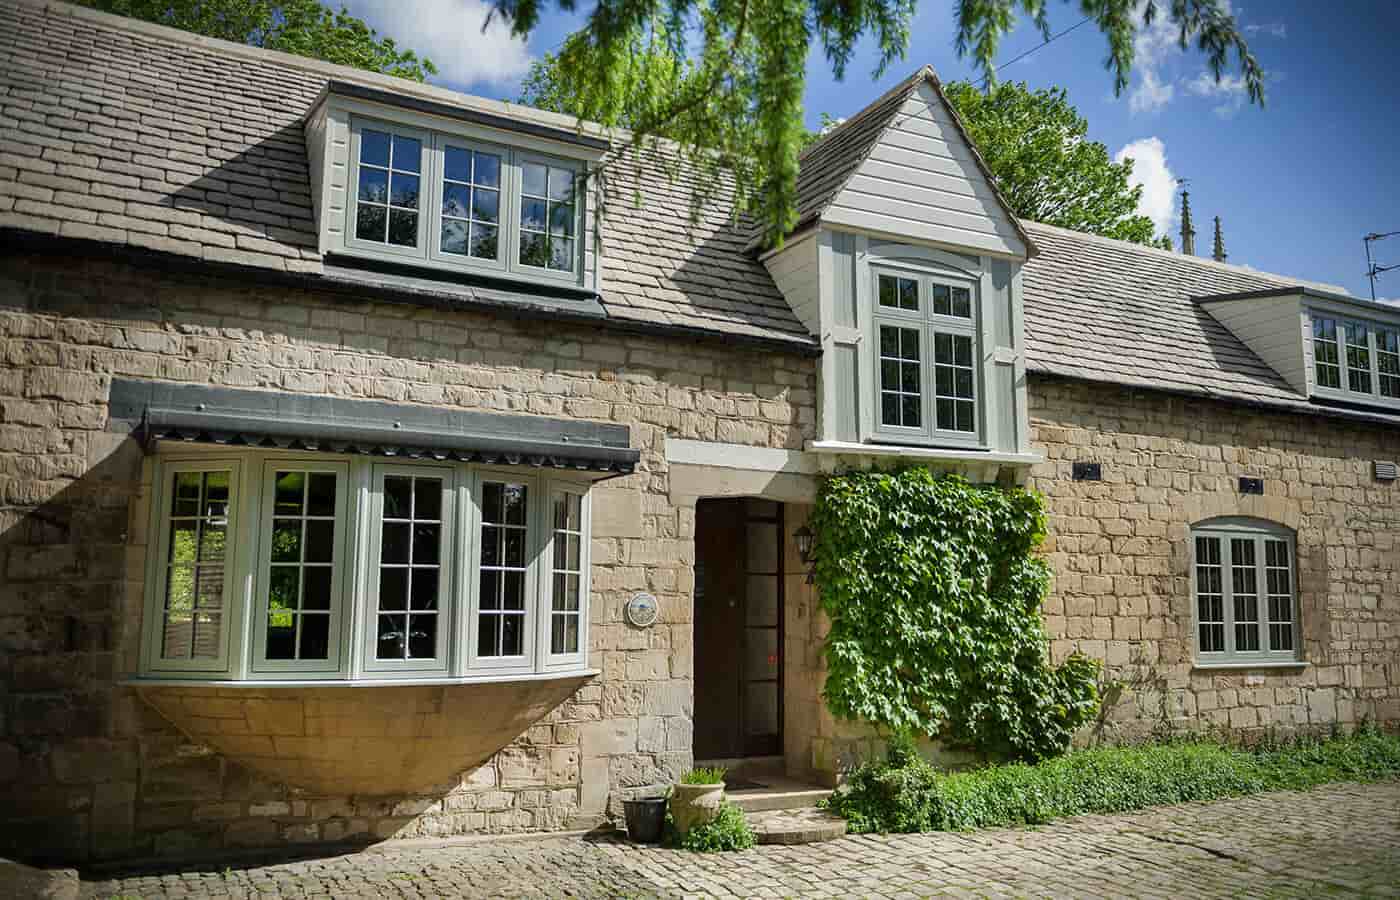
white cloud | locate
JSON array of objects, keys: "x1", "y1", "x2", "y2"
[
  {"x1": 1129, "y1": 69, "x2": 1175, "y2": 114},
  {"x1": 1245, "y1": 22, "x2": 1287, "y2": 38},
  {"x1": 1185, "y1": 71, "x2": 1250, "y2": 117},
  {"x1": 347, "y1": 0, "x2": 533, "y2": 89},
  {"x1": 1114, "y1": 137, "x2": 1178, "y2": 236}
]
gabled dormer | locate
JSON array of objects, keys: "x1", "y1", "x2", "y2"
[
  {"x1": 305, "y1": 81, "x2": 610, "y2": 298},
  {"x1": 762, "y1": 67, "x2": 1039, "y2": 463},
  {"x1": 1197, "y1": 287, "x2": 1400, "y2": 412}
]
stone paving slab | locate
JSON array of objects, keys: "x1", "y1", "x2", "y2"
[{"x1": 82, "y1": 782, "x2": 1400, "y2": 899}]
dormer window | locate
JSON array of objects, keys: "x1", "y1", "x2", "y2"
[
  {"x1": 311, "y1": 85, "x2": 606, "y2": 293},
  {"x1": 1311, "y1": 310, "x2": 1400, "y2": 404}
]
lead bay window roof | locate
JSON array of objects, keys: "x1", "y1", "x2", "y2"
[{"x1": 108, "y1": 379, "x2": 639, "y2": 475}]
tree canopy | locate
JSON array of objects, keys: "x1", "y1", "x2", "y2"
[
  {"x1": 76, "y1": 0, "x2": 436, "y2": 81},
  {"x1": 498, "y1": 0, "x2": 1264, "y2": 248},
  {"x1": 943, "y1": 80, "x2": 1159, "y2": 245}
]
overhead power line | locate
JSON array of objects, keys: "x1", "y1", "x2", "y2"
[{"x1": 980, "y1": 16, "x2": 1093, "y2": 86}]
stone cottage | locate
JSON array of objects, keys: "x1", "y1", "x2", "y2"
[{"x1": 1, "y1": 0, "x2": 1396, "y2": 865}]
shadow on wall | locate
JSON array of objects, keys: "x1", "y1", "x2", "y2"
[{"x1": 0, "y1": 426, "x2": 590, "y2": 866}]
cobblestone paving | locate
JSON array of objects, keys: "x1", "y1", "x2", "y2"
[{"x1": 83, "y1": 782, "x2": 1400, "y2": 899}]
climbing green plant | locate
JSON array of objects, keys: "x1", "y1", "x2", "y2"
[{"x1": 809, "y1": 468, "x2": 1100, "y2": 762}]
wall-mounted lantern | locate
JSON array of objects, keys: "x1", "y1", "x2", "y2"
[{"x1": 794, "y1": 524, "x2": 816, "y2": 584}]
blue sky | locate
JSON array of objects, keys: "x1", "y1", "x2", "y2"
[{"x1": 344, "y1": 1, "x2": 1400, "y2": 301}]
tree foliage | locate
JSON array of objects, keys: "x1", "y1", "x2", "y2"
[
  {"x1": 808, "y1": 468, "x2": 1100, "y2": 762},
  {"x1": 76, "y1": 0, "x2": 436, "y2": 81},
  {"x1": 944, "y1": 80, "x2": 1159, "y2": 245},
  {"x1": 495, "y1": 0, "x2": 1264, "y2": 248}
]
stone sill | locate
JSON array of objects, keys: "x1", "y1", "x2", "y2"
[
  {"x1": 1191, "y1": 661, "x2": 1310, "y2": 672},
  {"x1": 121, "y1": 668, "x2": 599, "y2": 688},
  {"x1": 807, "y1": 440, "x2": 1044, "y2": 466}
]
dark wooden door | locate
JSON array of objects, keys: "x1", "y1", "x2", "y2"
[
  {"x1": 693, "y1": 498, "x2": 784, "y2": 760},
  {"x1": 694, "y1": 499, "x2": 745, "y2": 759}
]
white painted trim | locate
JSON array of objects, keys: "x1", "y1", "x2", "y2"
[
  {"x1": 665, "y1": 438, "x2": 820, "y2": 474},
  {"x1": 1191, "y1": 662, "x2": 1309, "y2": 672},
  {"x1": 121, "y1": 669, "x2": 600, "y2": 689},
  {"x1": 807, "y1": 440, "x2": 1043, "y2": 466}
]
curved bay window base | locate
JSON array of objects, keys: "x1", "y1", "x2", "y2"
[{"x1": 135, "y1": 674, "x2": 592, "y2": 795}]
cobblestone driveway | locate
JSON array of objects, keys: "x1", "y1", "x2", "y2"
[{"x1": 84, "y1": 782, "x2": 1400, "y2": 899}]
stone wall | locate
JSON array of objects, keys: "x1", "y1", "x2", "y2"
[
  {"x1": 0, "y1": 249, "x2": 817, "y2": 864},
  {"x1": 1029, "y1": 376, "x2": 1400, "y2": 742}
]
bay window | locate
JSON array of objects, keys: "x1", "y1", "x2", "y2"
[
  {"x1": 871, "y1": 267, "x2": 981, "y2": 445},
  {"x1": 345, "y1": 116, "x2": 583, "y2": 283},
  {"x1": 140, "y1": 450, "x2": 593, "y2": 682},
  {"x1": 1191, "y1": 518, "x2": 1299, "y2": 665}
]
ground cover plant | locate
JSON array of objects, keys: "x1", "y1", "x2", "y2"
[{"x1": 824, "y1": 726, "x2": 1400, "y2": 834}]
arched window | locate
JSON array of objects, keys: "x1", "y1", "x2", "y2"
[{"x1": 1190, "y1": 518, "x2": 1300, "y2": 665}]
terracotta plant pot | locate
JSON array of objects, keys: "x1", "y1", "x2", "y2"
[{"x1": 669, "y1": 781, "x2": 726, "y2": 834}]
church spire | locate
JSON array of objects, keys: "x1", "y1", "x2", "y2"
[
  {"x1": 1212, "y1": 216, "x2": 1227, "y2": 263},
  {"x1": 1180, "y1": 189, "x2": 1196, "y2": 256}
]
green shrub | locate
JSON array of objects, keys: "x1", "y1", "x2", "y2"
[
  {"x1": 679, "y1": 766, "x2": 728, "y2": 785},
  {"x1": 664, "y1": 802, "x2": 755, "y2": 852},
  {"x1": 810, "y1": 469, "x2": 1101, "y2": 763},
  {"x1": 824, "y1": 727, "x2": 1400, "y2": 834}
]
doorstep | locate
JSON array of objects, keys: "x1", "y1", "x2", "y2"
[
  {"x1": 747, "y1": 808, "x2": 848, "y2": 845},
  {"x1": 727, "y1": 776, "x2": 833, "y2": 813}
]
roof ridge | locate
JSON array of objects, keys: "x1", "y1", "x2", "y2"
[{"x1": 1021, "y1": 219, "x2": 1350, "y2": 294}]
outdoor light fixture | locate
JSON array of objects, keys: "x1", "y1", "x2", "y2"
[{"x1": 794, "y1": 524, "x2": 816, "y2": 584}]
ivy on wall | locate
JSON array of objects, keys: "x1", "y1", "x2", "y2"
[{"x1": 809, "y1": 468, "x2": 1101, "y2": 762}]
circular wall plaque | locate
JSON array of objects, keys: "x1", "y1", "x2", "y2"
[{"x1": 625, "y1": 592, "x2": 659, "y2": 628}]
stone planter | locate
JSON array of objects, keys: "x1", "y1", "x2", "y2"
[{"x1": 669, "y1": 781, "x2": 726, "y2": 834}]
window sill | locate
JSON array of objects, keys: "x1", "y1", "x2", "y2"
[
  {"x1": 123, "y1": 668, "x2": 599, "y2": 689},
  {"x1": 807, "y1": 440, "x2": 1044, "y2": 466},
  {"x1": 1191, "y1": 661, "x2": 1309, "y2": 672}
]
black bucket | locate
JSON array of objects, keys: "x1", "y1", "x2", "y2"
[{"x1": 622, "y1": 797, "x2": 667, "y2": 843}]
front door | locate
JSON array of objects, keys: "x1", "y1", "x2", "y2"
[{"x1": 693, "y1": 498, "x2": 783, "y2": 759}]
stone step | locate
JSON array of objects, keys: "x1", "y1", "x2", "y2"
[
  {"x1": 730, "y1": 787, "x2": 833, "y2": 813},
  {"x1": 746, "y1": 807, "x2": 848, "y2": 845}
]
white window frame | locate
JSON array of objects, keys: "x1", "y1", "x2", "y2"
[
  {"x1": 251, "y1": 459, "x2": 355, "y2": 677},
  {"x1": 345, "y1": 118, "x2": 432, "y2": 261},
  {"x1": 140, "y1": 458, "x2": 245, "y2": 674},
  {"x1": 542, "y1": 481, "x2": 591, "y2": 670},
  {"x1": 1190, "y1": 517, "x2": 1300, "y2": 666},
  {"x1": 343, "y1": 115, "x2": 584, "y2": 286},
  {"x1": 139, "y1": 449, "x2": 595, "y2": 684},
  {"x1": 1308, "y1": 304, "x2": 1400, "y2": 412},
  {"x1": 466, "y1": 470, "x2": 541, "y2": 675},
  {"x1": 868, "y1": 263, "x2": 983, "y2": 447},
  {"x1": 360, "y1": 463, "x2": 457, "y2": 677}
]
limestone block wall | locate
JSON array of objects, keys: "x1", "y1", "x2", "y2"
[
  {"x1": 1030, "y1": 376, "x2": 1400, "y2": 741},
  {"x1": 0, "y1": 250, "x2": 817, "y2": 864}
]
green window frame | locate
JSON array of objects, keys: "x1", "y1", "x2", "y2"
[{"x1": 1191, "y1": 518, "x2": 1299, "y2": 666}]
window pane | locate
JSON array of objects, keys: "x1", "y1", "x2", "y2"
[
  {"x1": 356, "y1": 204, "x2": 387, "y2": 242},
  {"x1": 501, "y1": 614, "x2": 523, "y2": 656},
  {"x1": 549, "y1": 202, "x2": 574, "y2": 237},
  {"x1": 441, "y1": 220, "x2": 468, "y2": 255},
  {"x1": 198, "y1": 520, "x2": 226, "y2": 562},
  {"x1": 383, "y1": 476, "x2": 412, "y2": 519},
  {"x1": 304, "y1": 520, "x2": 334, "y2": 563},
  {"x1": 470, "y1": 224, "x2": 498, "y2": 260},
  {"x1": 521, "y1": 198, "x2": 547, "y2": 231},
  {"x1": 479, "y1": 482, "x2": 528, "y2": 658},
  {"x1": 474, "y1": 152, "x2": 501, "y2": 188},
  {"x1": 549, "y1": 238, "x2": 574, "y2": 272},
  {"x1": 1313, "y1": 317, "x2": 1341, "y2": 389},
  {"x1": 522, "y1": 162, "x2": 547, "y2": 197},
  {"x1": 170, "y1": 520, "x2": 198, "y2": 563},
  {"x1": 899, "y1": 278, "x2": 918, "y2": 311},
  {"x1": 378, "y1": 614, "x2": 406, "y2": 659},
  {"x1": 266, "y1": 621, "x2": 296, "y2": 660},
  {"x1": 474, "y1": 188, "x2": 500, "y2": 225},
  {"x1": 271, "y1": 519, "x2": 301, "y2": 563},
  {"x1": 548, "y1": 167, "x2": 575, "y2": 201},
  {"x1": 878, "y1": 325, "x2": 921, "y2": 429},
  {"x1": 382, "y1": 522, "x2": 409, "y2": 564},
  {"x1": 411, "y1": 568, "x2": 439, "y2": 610},
  {"x1": 931, "y1": 283, "x2": 950, "y2": 316},
  {"x1": 1265, "y1": 538, "x2": 1294, "y2": 653},
  {"x1": 389, "y1": 173, "x2": 419, "y2": 209},
  {"x1": 519, "y1": 230, "x2": 549, "y2": 268},
  {"x1": 172, "y1": 471, "x2": 202, "y2": 517},
  {"x1": 442, "y1": 183, "x2": 471, "y2": 218},
  {"x1": 878, "y1": 275, "x2": 898, "y2": 308},
  {"x1": 300, "y1": 613, "x2": 330, "y2": 660},
  {"x1": 408, "y1": 615, "x2": 436, "y2": 659},
  {"x1": 361, "y1": 129, "x2": 390, "y2": 168},
  {"x1": 388, "y1": 210, "x2": 418, "y2": 247},
  {"x1": 413, "y1": 524, "x2": 441, "y2": 565},
  {"x1": 358, "y1": 167, "x2": 388, "y2": 203},
  {"x1": 275, "y1": 472, "x2": 306, "y2": 515},
  {"x1": 444, "y1": 145, "x2": 470, "y2": 182},
  {"x1": 414, "y1": 478, "x2": 442, "y2": 521},
  {"x1": 478, "y1": 616, "x2": 499, "y2": 657},
  {"x1": 380, "y1": 568, "x2": 408, "y2": 611},
  {"x1": 390, "y1": 134, "x2": 420, "y2": 173},
  {"x1": 1231, "y1": 538, "x2": 1260, "y2": 652},
  {"x1": 308, "y1": 474, "x2": 336, "y2": 516},
  {"x1": 302, "y1": 567, "x2": 331, "y2": 611},
  {"x1": 1379, "y1": 329, "x2": 1400, "y2": 398},
  {"x1": 951, "y1": 286, "x2": 972, "y2": 318}
]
